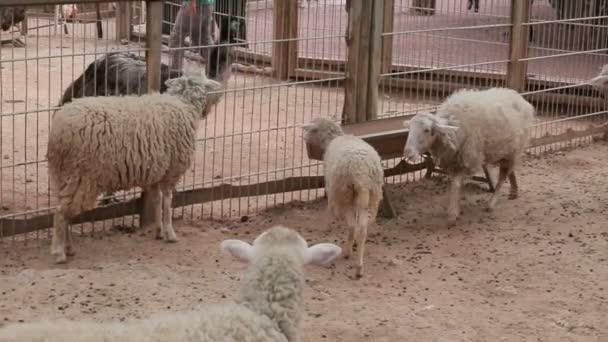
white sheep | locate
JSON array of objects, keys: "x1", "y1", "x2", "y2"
[
  {"x1": 403, "y1": 87, "x2": 536, "y2": 224},
  {"x1": 302, "y1": 117, "x2": 384, "y2": 278},
  {"x1": 589, "y1": 64, "x2": 608, "y2": 96},
  {"x1": 46, "y1": 75, "x2": 223, "y2": 264},
  {"x1": 0, "y1": 225, "x2": 341, "y2": 342}
]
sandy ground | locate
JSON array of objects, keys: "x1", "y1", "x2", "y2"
[{"x1": 1, "y1": 140, "x2": 607, "y2": 341}]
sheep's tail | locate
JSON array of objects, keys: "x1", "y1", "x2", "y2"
[{"x1": 351, "y1": 182, "x2": 381, "y2": 242}]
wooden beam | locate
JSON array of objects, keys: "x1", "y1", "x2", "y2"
[
  {"x1": 0, "y1": 0, "x2": 132, "y2": 5},
  {"x1": 271, "y1": 0, "x2": 296, "y2": 79},
  {"x1": 116, "y1": 1, "x2": 131, "y2": 42},
  {"x1": 142, "y1": 0, "x2": 163, "y2": 229},
  {"x1": 381, "y1": 0, "x2": 394, "y2": 74},
  {"x1": 507, "y1": 0, "x2": 531, "y2": 91}
]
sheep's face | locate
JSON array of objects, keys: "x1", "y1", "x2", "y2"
[
  {"x1": 301, "y1": 117, "x2": 344, "y2": 150},
  {"x1": 403, "y1": 113, "x2": 458, "y2": 161},
  {"x1": 221, "y1": 225, "x2": 342, "y2": 267}
]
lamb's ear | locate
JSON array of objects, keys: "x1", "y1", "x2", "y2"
[
  {"x1": 304, "y1": 243, "x2": 342, "y2": 266},
  {"x1": 221, "y1": 240, "x2": 255, "y2": 263},
  {"x1": 433, "y1": 124, "x2": 459, "y2": 151}
]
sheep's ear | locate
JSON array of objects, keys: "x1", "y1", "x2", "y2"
[
  {"x1": 304, "y1": 243, "x2": 342, "y2": 266},
  {"x1": 221, "y1": 239, "x2": 255, "y2": 263},
  {"x1": 434, "y1": 124, "x2": 459, "y2": 150},
  {"x1": 402, "y1": 120, "x2": 410, "y2": 129}
]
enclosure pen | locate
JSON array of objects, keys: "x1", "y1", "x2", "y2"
[{"x1": 0, "y1": 0, "x2": 605, "y2": 245}]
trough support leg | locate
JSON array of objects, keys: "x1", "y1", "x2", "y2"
[
  {"x1": 379, "y1": 187, "x2": 396, "y2": 219},
  {"x1": 424, "y1": 156, "x2": 435, "y2": 179},
  {"x1": 482, "y1": 165, "x2": 495, "y2": 193}
]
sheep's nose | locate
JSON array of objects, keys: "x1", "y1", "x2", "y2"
[{"x1": 403, "y1": 147, "x2": 416, "y2": 161}]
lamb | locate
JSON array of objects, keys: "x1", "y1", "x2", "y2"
[
  {"x1": 302, "y1": 117, "x2": 384, "y2": 278},
  {"x1": 0, "y1": 225, "x2": 342, "y2": 342},
  {"x1": 47, "y1": 75, "x2": 223, "y2": 264},
  {"x1": 403, "y1": 87, "x2": 536, "y2": 225}
]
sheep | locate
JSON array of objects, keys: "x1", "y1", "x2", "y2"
[
  {"x1": 403, "y1": 87, "x2": 536, "y2": 225},
  {"x1": 301, "y1": 117, "x2": 384, "y2": 278},
  {"x1": 0, "y1": 7, "x2": 25, "y2": 32},
  {"x1": 0, "y1": 225, "x2": 342, "y2": 342},
  {"x1": 589, "y1": 64, "x2": 608, "y2": 97},
  {"x1": 46, "y1": 75, "x2": 223, "y2": 264}
]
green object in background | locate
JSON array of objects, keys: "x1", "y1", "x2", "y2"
[{"x1": 182, "y1": 0, "x2": 215, "y2": 6}]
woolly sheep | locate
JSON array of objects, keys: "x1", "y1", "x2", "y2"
[
  {"x1": 0, "y1": 225, "x2": 342, "y2": 342},
  {"x1": 47, "y1": 75, "x2": 223, "y2": 264},
  {"x1": 589, "y1": 64, "x2": 608, "y2": 96},
  {"x1": 403, "y1": 87, "x2": 536, "y2": 224},
  {"x1": 302, "y1": 117, "x2": 384, "y2": 278}
]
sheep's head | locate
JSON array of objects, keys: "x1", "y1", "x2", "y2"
[
  {"x1": 403, "y1": 112, "x2": 459, "y2": 161},
  {"x1": 165, "y1": 75, "x2": 223, "y2": 117},
  {"x1": 1, "y1": 7, "x2": 26, "y2": 31},
  {"x1": 221, "y1": 225, "x2": 341, "y2": 267},
  {"x1": 300, "y1": 117, "x2": 344, "y2": 151},
  {"x1": 589, "y1": 64, "x2": 608, "y2": 93}
]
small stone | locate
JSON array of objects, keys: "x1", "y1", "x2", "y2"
[{"x1": 388, "y1": 258, "x2": 402, "y2": 266}]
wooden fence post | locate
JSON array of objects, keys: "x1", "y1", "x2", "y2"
[
  {"x1": 117, "y1": 1, "x2": 132, "y2": 42},
  {"x1": 343, "y1": 0, "x2": 384, "y2": 124},
  {"x1": 141, "y1": 0, "x2": 163, "y2": 228},
  {"x1": 272, "y1": 0, "x2": 298, "y2": 79},
  {"x1": 381, "y1": 0, "x2": 394, "y2": 75},
  {"x1": 507, "y1": 0, "x2": 531, "y2": 92}
]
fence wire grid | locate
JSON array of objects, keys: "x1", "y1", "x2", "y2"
[{"x1": 0, "y1": 0, "x2": 606, "y2": 244}]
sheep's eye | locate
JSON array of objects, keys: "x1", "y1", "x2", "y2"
[{"x1": 423, "y1": 128, "x2": 430, "y2": 133}]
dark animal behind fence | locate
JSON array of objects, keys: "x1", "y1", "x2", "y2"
[{"x1": 0, "y1": 7, "x2": 26, "y2": 31}]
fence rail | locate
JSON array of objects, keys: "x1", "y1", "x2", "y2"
[{"x1": 0, "y1": 0, "x2": 607, "y2": 241}]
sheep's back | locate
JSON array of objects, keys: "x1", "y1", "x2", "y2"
[
  {"x1": 323, "y1": 136, "x2": 384, "y2": 193},
  {"x1": 47, "y1": 94, "x2": 199, "y2": 192},
  {"x1": 437, "y1": 88, "x2": 535, "y2": 167}
]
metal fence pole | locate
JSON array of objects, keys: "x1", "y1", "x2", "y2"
[
  {"x1": 507, "y1": 0, "x2": 531, "y2": 92},
  {"x1": 141, "y1": 0, "x2": 163, "y2": 228},
  {"x1": 116, "y1": 1, "x2": 132, "y2": 42}
]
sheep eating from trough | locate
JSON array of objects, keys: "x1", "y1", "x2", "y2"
[
  {"x1": 403, "y1": 87, "x2": 536, "y2": 224},
  {"x1": 0, "y1": 225, "x2": 342, "y2": 342},
  {"x1": 46, "y1": 75, "x2": 224, "y2": 264},
  {"x1": 302, "y1": 117, "x2": 384, "y2": 278}
]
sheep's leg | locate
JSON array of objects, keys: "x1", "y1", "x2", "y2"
[
  {"x1": 50, "y1": 209, "x2": 70, "y2": 264},
  {"x1": 65, "y1": 226, "x2": 75, "y2": 257},
  {"x1": 487, "y1": 165, "x2": 510, "y2": 211},
  {"x1": 343, "y1": 207, "x2": 357, "y2": 260},
  {"x1": 141, "y1": 185, "x2": 162, "y2": 239},
  {"x1": 354, "y1": 209, "x2": 371, "y2": 278},
  {"x1": 447, "y1": 174, "x2": 463, "y2": 225},
  {"x1": 161, "y1": 187, "x2": 178, "y2": 243},
  {"x1": 508, "y1": 172, "x2": 519, "y2": 200}
]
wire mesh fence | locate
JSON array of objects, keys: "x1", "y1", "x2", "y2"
[{"x1": 0, "y1": 0, "x2": 606, "y2": 244}]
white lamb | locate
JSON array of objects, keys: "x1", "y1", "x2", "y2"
[
  {"x1": 46, "y1": 75, "x2": 223, "y2": 264},
  {"x1": 302, "y1": 117, "x2": 384, "y2": 278},
  {"x1": 403, "y1": 87, "x2": 536, "y2": 225},
  {"x1": 0, "y1": 225, "x2": 342, "y2": 342}
]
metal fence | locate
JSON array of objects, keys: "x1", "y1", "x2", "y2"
[{"x1": 0, "y1": 0, "x2": 606, "y2": 243}]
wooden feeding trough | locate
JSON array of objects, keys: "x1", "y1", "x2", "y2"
[{"x1": 304, "y1": 115, "x2": 496, "y2": 219}]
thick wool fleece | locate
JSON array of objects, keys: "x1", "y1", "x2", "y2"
[
  {"x1": 324, "y1": 135, "x2": 384, "y2": 218},
  {"x1": 47, "y1": 77, "x2": 212, "y2": 217},
  {"x1": 431, "y1": 87, "x2": 536, "y2": 174},
  {"x1": 0, "y1": 303, "x2": 287, "y2": 342}
]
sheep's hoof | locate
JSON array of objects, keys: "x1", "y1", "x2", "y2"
[
  {"x1": 66, "y1": 247, "x2": 76, "y2": 257},
  {"x1": 355, "y1": 266, "x2": 364, "y2": 278},
  {"x1": 164, "y1": 230, "x2": 178, "y2": 243},
  {"x1": 508, "y1": 192, "x2": 518, "y2": 200},
  {"x1": 446, "y1": 217, "x2": 458, "y2": 227},
  {"x1": 53, "y1": 253, "x2": 68, "y2": 264}
]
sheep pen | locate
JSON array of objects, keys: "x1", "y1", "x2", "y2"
[{"x1": 1, "y1": 141, "x2": 607, "y2": 341}]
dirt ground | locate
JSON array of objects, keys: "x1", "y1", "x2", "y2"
[{"x1": 1, "y1": 140, "x2": 607, "y2": 341}]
